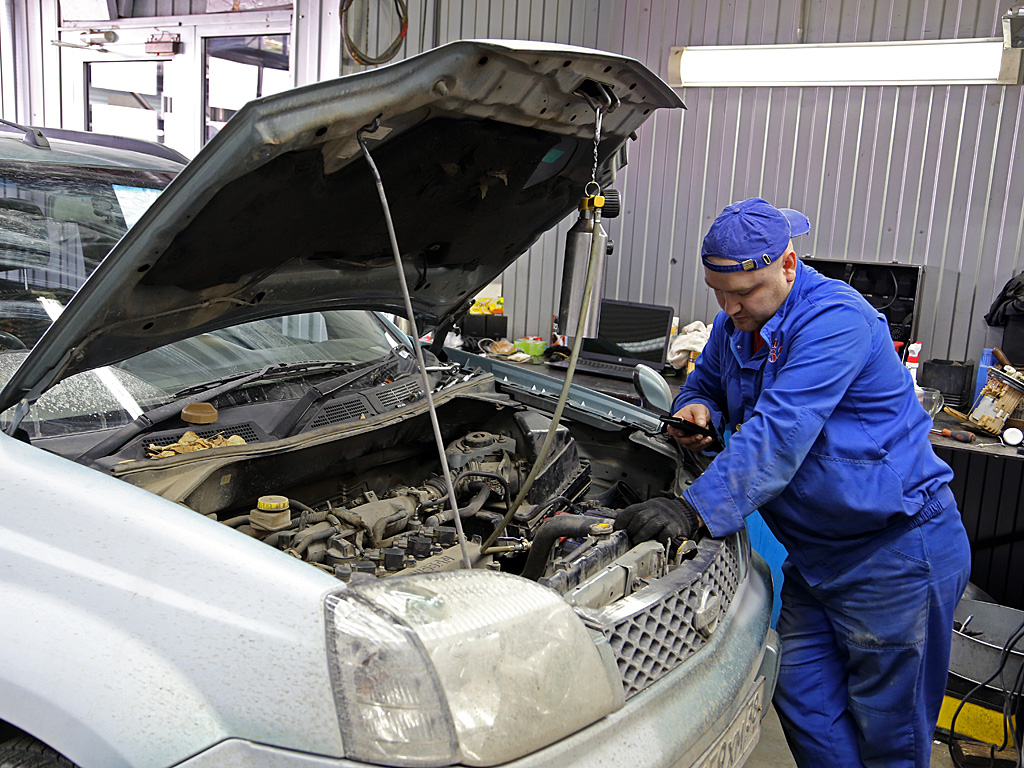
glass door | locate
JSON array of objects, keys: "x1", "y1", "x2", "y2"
[
  {"x1": 58, "y1": 11, "x2": 293, "y2": 159},
  {"x1": 86, "y1": 61, "x2": 165, "y2": 145},
  {"x1": 59, "y1": 25, "x2": 200, "y2": 158},
  {"x1": 203, "y1": 34, "x2": 291, "y2": 145}
]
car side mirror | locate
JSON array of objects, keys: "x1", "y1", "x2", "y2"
[{"x1": 632, "y1": 363, "x2": 673, "y2": 415}]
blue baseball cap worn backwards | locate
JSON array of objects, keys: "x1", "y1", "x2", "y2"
[{"x1": 701, "y1": 197, "x2": 811, "y2": 273}]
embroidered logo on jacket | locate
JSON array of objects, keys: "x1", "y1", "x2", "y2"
[{"x1": 768, "y1": 337, "x2": 781, "y2": 363}]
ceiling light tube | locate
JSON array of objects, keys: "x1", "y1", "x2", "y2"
[{"x1": 668, "y1": 38, "x2": 1023, "y2": 88}]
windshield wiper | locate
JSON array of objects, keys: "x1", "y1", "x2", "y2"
[
  {"x1": 271, "y1": 348, "x2": 408, "y2": 438},
  {"x1": 76, "y1": 359, "x2": 359, "y2": 464},
  {"x1": 170, "y1": 359, "x2": 359, "y2": 399}
]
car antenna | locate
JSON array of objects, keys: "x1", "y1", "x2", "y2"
[
  {"x1": 355, "y1": 113, "x2": 474, "y2": 570},
  {"x1": 0, "y1": 118, "x2": 50, "y2": 149}
]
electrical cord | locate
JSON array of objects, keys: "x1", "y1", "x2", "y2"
[
  {"x1": 947, "y1": 613, "x2": 1024, "y2": 767},
  {"x1": 356, "y1": 115, "x2": 473, "y2": 570},
  {"x1": 340, "y1": 0, "x2": 408, "y2": 66},
  {"x1": 849, "y1": 265, "x2": 900, "y2": 312}
]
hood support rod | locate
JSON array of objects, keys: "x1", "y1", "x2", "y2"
[{"x1": 356, "y1": 114, "x2": 474, "y2": 570}]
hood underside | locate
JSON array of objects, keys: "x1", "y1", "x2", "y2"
[{"x1": 0, "y1": 40, "x2": 682, "y2": 414}]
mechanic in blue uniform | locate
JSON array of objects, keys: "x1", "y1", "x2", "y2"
[{"x1": 615, "y1": 198, "x2": 971, "y2": 767}]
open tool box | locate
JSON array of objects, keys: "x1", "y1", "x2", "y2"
[{"x1": 803, "y1": 258, "x2": 924, "y2": 346}]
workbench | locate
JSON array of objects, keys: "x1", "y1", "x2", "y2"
[{"x1": 929, "y1": 413, "x2": 1024, "y2": 610}]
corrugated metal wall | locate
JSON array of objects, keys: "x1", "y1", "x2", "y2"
[
  {"x1": 5, "y1": 0, "x2": 1023, "y2": 364},
  {"x1": 363, "y1": 0, "x2": 1023, "y2": 366}
]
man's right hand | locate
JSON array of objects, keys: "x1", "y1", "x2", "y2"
[{"x1": 666, "y1": 403, "x2": 714, "y2": 451}]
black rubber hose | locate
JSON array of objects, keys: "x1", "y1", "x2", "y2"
[
  {"x1": 515, "y1": 494, "x2": 569, "y2": 524},
  {"x1": 455, "y1": 471, "x2": 512, "y2": 510},
  {"x1": 520, "y1": 514, "x2": 607, "y2": 581},
  {"x1": 291, "y1": 524, "x2": 340, "y2": 556},
  {"x1": 288, "y1": 498, "x2": 316, "y2": 514},
  {"x1": 425, "y1": 486, "x2": 490, "y2": 527}
]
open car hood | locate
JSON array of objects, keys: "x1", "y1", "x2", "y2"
[{"x1": 0, "y1": 40, "x2": 682, "y2": 414}]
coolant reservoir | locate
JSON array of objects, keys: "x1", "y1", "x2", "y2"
[{"x1": 249, "y1": 495, "x2": 291, "y2": 533}]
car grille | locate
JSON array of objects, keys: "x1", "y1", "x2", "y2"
[
  {"x1": 374, "y1": 380, "x2": 422, "y2": 408},
  {"x1": 309, "y1": 397, "x2": 371, "y2": 428},
  {"x1": 588, "y1": 535, "x2": 743, "y2": 699}
]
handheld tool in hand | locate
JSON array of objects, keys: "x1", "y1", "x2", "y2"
[{"x1": 930, "y1": 427, "x2": 975, "y2": 443}]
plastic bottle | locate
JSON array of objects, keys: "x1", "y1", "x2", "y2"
[
  {"x1": 973, "y1": 348, "x2": 995, "y2": 408},
  {"x1": 905, "y1": 342, "x2": 922, "y2": 386}
]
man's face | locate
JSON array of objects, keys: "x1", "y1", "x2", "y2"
[{"x1": 704, "y1": 249, "x2": 798, "y2": 333}]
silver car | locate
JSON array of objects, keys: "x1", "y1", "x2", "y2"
[{"x1": 0, "y1": 40, "x2": 777, "y2": 768}]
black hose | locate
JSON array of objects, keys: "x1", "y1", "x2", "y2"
[
  {"x1": 520, "y1": 515, "x2": 607, "y2": 581},
  {"x1": 288, "y1": 498, "x2": 316, "y2": 514},
  {"x1": 455, "y1": 471, "x2": 512, "y2": 510},
  {"x1": 515, "y1": 495, "x2": 569, "y2": 525},
  {"x1": 425, "y1": 486, "x2": 490, "y2": 527},
  {"x1": 291, "y1": 524, "x2": 340, "y2": 556}
]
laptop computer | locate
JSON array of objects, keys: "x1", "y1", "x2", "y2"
[{"x1": 548, "y1": 298, "x2": 675, "y2": 381}]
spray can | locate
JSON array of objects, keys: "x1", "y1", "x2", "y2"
[{"x1": 905, "y1": 342, "x2": 922, "y2": 385}]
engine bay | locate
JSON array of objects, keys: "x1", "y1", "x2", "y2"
[
  {"x1": 215, "y1": 407, "x2": 683, "y2": 597},
  {"x1": 107, "y1": 379, "x2": 694, "y2": 602}
]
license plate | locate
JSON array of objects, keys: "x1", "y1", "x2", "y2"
[{"x1": 692, "y1": 676, "x2": 765, "y2": 768}]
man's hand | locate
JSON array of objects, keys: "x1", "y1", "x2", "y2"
[
  {"x1": 613, "y1": 496, "x2": 700, "y2": 549},
  {"x1": 666, "y1": 403, "x2": 714, "y2": 451}
]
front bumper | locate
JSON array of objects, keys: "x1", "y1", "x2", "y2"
[{"x1": 174, "y1": 552, "x2": 777, "y2": 768}]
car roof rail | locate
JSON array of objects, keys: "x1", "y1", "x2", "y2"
[
  {"x1": 0, "y1": 118, "x2": 51, "y2": 149},
  {"x1": 0, "y1": 121, "x2": 188, "y2": 165}
]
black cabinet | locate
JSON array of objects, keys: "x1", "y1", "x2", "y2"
[{"x1": 803, "y1": 258, "x2": 924, "y2": 344}]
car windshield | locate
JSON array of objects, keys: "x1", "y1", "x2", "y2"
[
  {"x1": 0, "y1": 160, "x2": 175, "y2": 350},
  {"x1": 0, "y1": 161, "x2": 400, "y2": 437}
]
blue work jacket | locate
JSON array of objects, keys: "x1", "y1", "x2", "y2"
[{"x1": 675, "y1": 260, "x2": 954, "y2": 585}]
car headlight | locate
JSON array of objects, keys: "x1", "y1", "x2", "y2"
[{"x1": 325, "y1": 570, "x2": 623, "y2": 767}]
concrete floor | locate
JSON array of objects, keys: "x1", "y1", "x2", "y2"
[{"x1": 744, "y1": 705, "x2": 957, "y2": 767}]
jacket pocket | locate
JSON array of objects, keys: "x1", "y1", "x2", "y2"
[{"x1": 789, "y1": 453, "x2": 906, "y2": 538}]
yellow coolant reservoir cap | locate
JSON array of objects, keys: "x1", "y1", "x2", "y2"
[{"x1": 257, "y1": 495, "x2": 290, "y2": 511}]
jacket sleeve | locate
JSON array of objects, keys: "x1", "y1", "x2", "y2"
[
  {"x1": 682, "y1": 301, "x2": 876, "y2": 537},
  {"x1": 671, "y1": 312, "x2": 728, "y2": 425}
]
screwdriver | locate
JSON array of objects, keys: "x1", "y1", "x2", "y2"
[{"x1": 930, "y1": 427, "x2": 975, "y2": 443}]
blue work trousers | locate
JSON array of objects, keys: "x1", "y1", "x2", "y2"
[{"x1": 773, "y1": 502, "x2": 971, "y2": 767}]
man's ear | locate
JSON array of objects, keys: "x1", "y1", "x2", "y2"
[{"x1": 782, "y1": 249, "x2": 798, "y2": 283}]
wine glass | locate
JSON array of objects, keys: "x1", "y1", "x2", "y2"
[{"x1": 917, "y1": 387, "x2": 944, "y2": 419}]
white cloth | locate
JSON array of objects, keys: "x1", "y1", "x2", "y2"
[{"x1": 667, "y1": 320, "x2": 710, "y2": 369}]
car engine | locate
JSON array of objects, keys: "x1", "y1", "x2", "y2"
[{"x1": 214, "y1": 408, "x2": 676, "y2": 594}]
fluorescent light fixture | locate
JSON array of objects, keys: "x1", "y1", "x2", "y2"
[{"x1": 668, "y1": 38, "x2": 1023, "y2": 87}]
